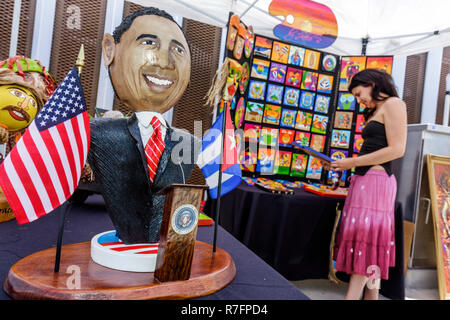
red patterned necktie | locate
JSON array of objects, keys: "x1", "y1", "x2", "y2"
[{"x1": 144, "y1": 117, "x2": 165, "y2": 185}]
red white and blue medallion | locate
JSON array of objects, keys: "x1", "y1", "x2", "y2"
[{"x1": 90, "y1": 230, "x2": 159, "y2": 272}]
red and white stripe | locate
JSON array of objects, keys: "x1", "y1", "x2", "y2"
[
  {"x1": 144, "y1": 117, "x2": 165, "y2": 185},
  {"x1": 0, "y1": 112, "x2": 90, "y2": 224},
  {"x1": 99, "y1": 242, "x2": 159, "y2": 255}
]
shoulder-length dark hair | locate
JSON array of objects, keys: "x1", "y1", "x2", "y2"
[{"x1": 348, "y1": 68, "x2": 399, "y2": 120}]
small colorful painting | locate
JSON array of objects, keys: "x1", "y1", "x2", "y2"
[
  {"x1": 257, "y1": 147, "x2": 275, "y2": 173},
  {"x1": 330, "y1": 149, "x2": 348, "y2": 160},
  {"x1": 266, "y1": 84, "x2": 284, "y2": 104},
  {"x1": 274, "y1": 150, "x2": 292, "y2": 175},
  {"x1": 285, "y1": 67, "x2": 302, "y2": 87},
  {"x1": 251, "y1": 58, "x2": 270, "y2": 80},
  {"x1": 262, "y1": 104, "x2": 282, "y2": 125},
  {"x1": 234, "y1": 97, "x2": 245, "y2": 129},
  {"x1": 299, "y1": 91, "x2": 316, "y2": 110},
  {"x1": 334, "y1": 111, "x2": 353, "y2": 130},
  {"x1": 353, "y1": 134, "x2": 364, "y2": 153},
  {"x1": 294, "y1": 131, "x2": 311, "y2": 147},
  {"x1": 314, "y1": 94, "x2": 330, "y2": 114},
  {"x1": 288, "y1": 45, "x2": 305, "y2": 66},
  {"x1": 355, "y1": 114, "x2": 366, "y2": 133},
  {"x1": 260, "y1": 127, "x2": 278, "y2": 147},
  {"x1": 366, "y1": 56, "x2": 394, "y2": 75},
  {"x1": 310, "y1": 134, "x2": 326, "y2": 152},
  {"x1": 321, "y1": 54, "x2": 337, "y2": 72},
  {"x1": 278, "y1": 128, "x2": 295, "y2": 147},
  {"x1": 290, "y1": 153, "x2": 308, "y2": 177},
  {"x1": 331, "y1": 129, "x2": 351, "y2": 149},
  {"x1": 317, "y1": 74, "x2": 334, "y2": 94},
  {"x1": 240, "y1": 151, "x2": 257, "y2": 172},
  {"x1": 248, "y1": 80, "x2": 266, "y2": 100},
  {"x1": 295, "y1": 111, "x2": 313, "y2": 131},
  {"x1": 280, "y1": 109, "x2": 297, "y2": 128},
  {"x1": 271, "y1": 41, "x2": 290, "y2": 64},
  {"x1": 303, "y1": 49, "x2": 321, "y2": 70},
  {"x1": 243, "y1": 123, "x2": 260, "y2": 143},
  {"x1": 283, "y1": 87, "x2": 300, "y2": 107},
  {"x1": 311, "y1": 114, "x2": 328, "y2": 135},
  {"x1": 268, "y1": 62, "x2": 287, "y2": 83},
  {"x1": 301, "y1": 71, "x2": 318, "y2": 91},
  {"x1": 337, "y1": 93, "x2": 356, "y2": 111},
  {"x1": 306, "y1": 156, "x2": 323, "y2": 179},
  {"x1": 339, "y1": 56, "x2": 367, "y2": 91},
  {"x1": 245, "y1": 101, "x2": 264, "y2": 123},
  {"x1": 254, "y1": 36, "x2": 273, "y2": 58}
]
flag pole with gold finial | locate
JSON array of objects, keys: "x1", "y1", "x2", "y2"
[{"x1": 54, "y1": 44, "x2": 85, "y2": 273}]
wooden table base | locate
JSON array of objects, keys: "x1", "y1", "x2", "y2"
[{"x1": 4, "y1": 241, "x2": 236, "y2": 300}]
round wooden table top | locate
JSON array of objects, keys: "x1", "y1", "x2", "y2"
[{"x1": 4, "y1": 240, "x2": 236, "y2": 300}]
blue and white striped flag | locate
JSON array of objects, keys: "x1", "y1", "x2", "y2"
[{"x1": 197, "y1": 107, "x2": 241, "y2": 199}]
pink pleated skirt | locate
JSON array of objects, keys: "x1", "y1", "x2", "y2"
[{"x1": 333, "y1": 169, "x2": 396, "y2": 280}]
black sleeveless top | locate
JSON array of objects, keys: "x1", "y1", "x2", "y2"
[{"x1": 354, "y1": 120, "x2": 393, "y2": 176}]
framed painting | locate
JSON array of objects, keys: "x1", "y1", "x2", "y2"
[
  {"x1": 366, "y1": 56, "x2": 393, "y2": 75},
  {"x1": 271, "y1": 41, "x2": 290, "y2": 64},
  {"x1": 301, "y1": 71, "x2": 318, "y2": 91},
  {"x1": 280, "y1": 109, "x2": 297, "y2": 128},
  {"x1": 245, "y1": 101, "x2": 264, "y2": 123},
  {"x1": 266, "y1": 84, "x2": 284, "y2": 104},
  {"x1": 339, "y1": 56, "x2": 367, "y2": 91},
  {"x1": 285, "y1": 67, "x2": 302, "y2": 88},
  {"x1": 426, "y1": 154, "x2": 450, "y2": 300},
  {"x1": 254, "y1": 36, "x2": 273, "y2": 58},
  {"x1": 248, "y1": 80, "x2": 267, "y2": 101},
  {"x1": 278, "y1": 128, "x2": 295, "y2": 147},
  {"x1": 269, "y1": 62, "x2": 287, "y2": 83},
  {"x1": 251, "y1": 58, "x2": 270, "y2": 80},
  {"x1": 334, "y1": 111, "x2": 353, "y2": 130},
  {"x1": 317, "y1": 74, "x2": 334, "y2": 94},
  {"x1": 283, "y1": 87, "x2": 300, "y2": 107},
  {"x1": 288, "y1": 45, "x2": 305, "y2": 66},
  {"x1": 303, "y1": 49, "x2": 321, "y2": 70},
  {"x1": 314, "y1": 95, "x2": 331, "y2": 114},
  {"x1": 295, "y1": 111, "x2": 313, "y2": 131},
  {"x1": 262, "y1": 104, "x2": 282, "y2": 125},
  {"x1": 274, "y1": 150, "x2": 292, "y2": 175},
  {"x1": 290, "y1": 153, "x2": 308, "y2": 177}
]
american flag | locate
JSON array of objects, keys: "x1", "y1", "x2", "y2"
[{"x1": 0, "y1": 66, "x2": 90, "y2": 224}]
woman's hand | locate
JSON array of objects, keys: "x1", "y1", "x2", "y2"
[{"x1": 330, "y1": 157, "x2": 356, "y2": 171}]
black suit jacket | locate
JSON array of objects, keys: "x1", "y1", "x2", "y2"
[{"x1": 88, "y1": 114, "x2": 200, "y2": 243}]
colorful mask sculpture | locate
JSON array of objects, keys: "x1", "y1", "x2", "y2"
[
  {"x1": 0, "y1": 57, "x2": 55, "y2": 223},
  {"x1": 0, "y1": 84, "x2": 39, "y2": 132}
]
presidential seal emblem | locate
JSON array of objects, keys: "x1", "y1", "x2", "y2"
[{"x1": 171, "y1": 204, "x2": 198, "y2": 235}]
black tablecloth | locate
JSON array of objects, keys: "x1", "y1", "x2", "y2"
[
  {"x1": 0, "y1": 194, "x2": 308, "y2": 300},
  {"x1": 205, "y1": 181, "x2": 405, "y2": 300}
]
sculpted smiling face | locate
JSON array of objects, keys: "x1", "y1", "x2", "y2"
[{"x1": 102, "y1": 14, "x2": 191, "y2": 113}]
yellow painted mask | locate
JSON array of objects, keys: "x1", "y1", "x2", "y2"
[{"x1": 0, "y1": 84, "x2": 39, "y2": 131}]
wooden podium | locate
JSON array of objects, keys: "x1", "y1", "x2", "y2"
[{"x1": 155, "y1": 184, "x2": 208, "y2": 282}]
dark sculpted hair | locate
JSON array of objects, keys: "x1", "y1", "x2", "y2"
[
  {"x1": 112, "y1": 7, "x2": 190, "y2": 49},
  {"x1": 348, "y1": 68, "x2": 399, "y2": 120}
]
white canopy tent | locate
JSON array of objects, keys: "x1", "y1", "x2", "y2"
[{"x1": 128, "y1": 0, "x2": 450, "y2": 56}]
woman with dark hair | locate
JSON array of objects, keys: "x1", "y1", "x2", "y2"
[{"x1": 330, "y1": 68, "x2": 407, "y2": 300}]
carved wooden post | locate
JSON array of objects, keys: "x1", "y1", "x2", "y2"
[{"x1": 154, "y1": 184, "x2": 208, "y2": 282}]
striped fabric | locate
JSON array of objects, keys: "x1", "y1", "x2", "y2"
[
  {"x1": 0, "y1": 67, "x2": 89, "y2": 224},
  {"x1": 144, "y1": 117, "x2": 165, "y2": 185}
]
